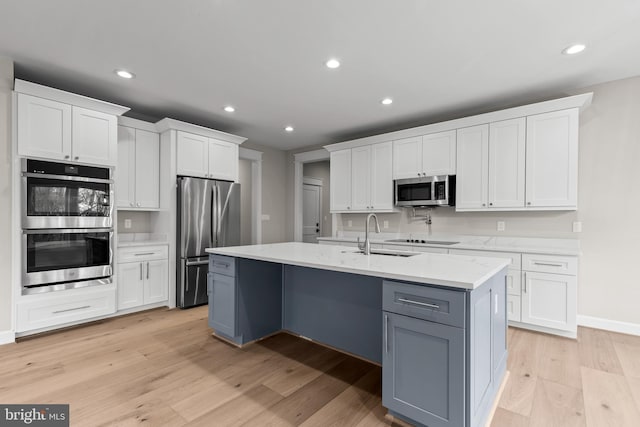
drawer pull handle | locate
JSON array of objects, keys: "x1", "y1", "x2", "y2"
[
  {"x1": 385, "y1": 314, "x2": 389, "y2": 354},
  {"x1": 398, "y1": 297, "x2": 440, "y2": 310},
  {"x1": 53, "y1": 305, "x2": 90, "y2": 314},
  {"x1": 186, "y1": 260, "x2": 209, "y2": 267},
  {"x1": 215, "y1": 262, "x2": 230, "y2": 268},
  {"x1": 533, "y1": 262, "x2": 563, "y2": 267},
  {"x1": 135, "y1": 252, "x2": 155, "y2": 256}
]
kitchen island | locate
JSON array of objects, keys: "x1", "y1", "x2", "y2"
[{"x1": 206, "y1": 242, "x2": 510, "y2": 427}]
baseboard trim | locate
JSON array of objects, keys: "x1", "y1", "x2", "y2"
[
  {"x1": 578, "y1": 315, "x2": 640, "y2": 336},
  {"x1": 0, "y1": 330, "x2": 16, "y2": 345}
]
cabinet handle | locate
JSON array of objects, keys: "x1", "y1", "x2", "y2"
[
  {"x1": 533, "y1": 262, "x2": 563, "y2": 267},
  {"x1": 489, "y1": 202, "x2": 493, "y2": 206},
  {"x1": 74, "y1": 156, "x2": 79, "y2": 160},
  {"x1": 64, "y1": 155, "x2": 70, "y2": 159},
  {"x1": 215, "y1": 262, "x2": 230, "y2": 268},
  {"x1": 523, "y1": 273, "x2": 527, "y2": 293},
  {"x1": 385, "y1": 314, "x2": 389, "y2": 354},
  {"x1": 527, "y1": 202, "x2": 532, "y2": 205},
  {"x1": 130, "y1": 202, "x2": 134, "y2": 207},
  {"x1": 397, "y1": 297, "x2": 440, "y2": 310},
  {"x1": 136, "y1": 202, "x2": 140, "y2": 207},
  {"x1": 140, "y1": 263, "x2": 143, "y2": 281},
  {"x1": 147, "y1": 262, "x2": 150, "y2": 279},
  {"x1": 482, "y1": 203, "x2": 486, "y2": 207},
  {"x1": 347, "y1": 206, "x2": 350, "y2": 210},
  {"x1": 135, "y1": 252, "x2": 155, "y2": 256},
  {"x1": 53, "y1": 305, "x2": 90, "y2": 314},
  {"x1": 417, "y1": 173, "x2": 421, "y2": 177}
]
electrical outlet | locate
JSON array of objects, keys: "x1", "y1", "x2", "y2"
[
  {"x1": 124, "y1": 219, "x2": 132, "y2": 229},
  {"x1": 261, "y1": 214, "x2": 270, "y2": 221},
  {"x1": 383, "y1": 220, "x2": 389, "y2": 229},
  {"x1": 572, "y1": 221, "x2": 582, "y2": 233},
  {"x1": 348, "y1": 220, "x2": 353, "y2": 227},
  {"x1": 497, "y1": 221, "x2": 505, "y2": 231}
]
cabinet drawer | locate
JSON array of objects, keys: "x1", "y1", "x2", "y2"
[
  {"x1": 209, "y1": 255, "x2": 236, "y2": 277},
  {"x1": 118, "y1": 245, "x2": 168, "y2": 263},
  {"x1": 383, "y1": 280, "x2": 465, "y2": 328},
  {"x1": 507, "y1": 295, "x2": 521, "y2": 322},
  {"x1": 522, "y1": 254, "x2": 577, "y2": 275},
  {"x1": 16, "y1": 286, "x2": 116, "y2": 333},
  {"x1": 450, "y1": 249, "x2": 521, "y2": 269},
  {"x1": 506, "y1": 269, "x2": 522, "y2": 296}
]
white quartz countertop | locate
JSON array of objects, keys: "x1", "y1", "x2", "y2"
[
  {"x1": 206, "y1": 242, "x2": 510, "y2": 290},
  {"x1": 117, "y1": 233, "x2": 168, "y2": 248},
  {"x1": 317, "y1": 234, "x2": 580, "y2": 256}
]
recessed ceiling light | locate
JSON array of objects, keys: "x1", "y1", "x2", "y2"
[
  {"x1": 325, "y1": 59, "x2": 341, "y2": 69},
  {"x1": 381, "y1": 98, "x2": 393, "y2": 105},
  {"x1": 284, "y1": 126, "x2": 294, "y2": 132},
  {"x1": 115, "y1": 69, "x2": 135, "y2": 79},
  {"x1": 562, "y1": 44, "x2": 586, "y2": 55},
  {"x1": 223, "y1": 106, "x2": 235, "y2": 113}
]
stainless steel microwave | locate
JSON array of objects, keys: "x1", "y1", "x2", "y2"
[{"x1": 394, "y1": 175, "x2": 456, "y2": 207}]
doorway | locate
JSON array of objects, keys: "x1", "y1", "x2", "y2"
[
  {"x1": 293, "y1": 149, "x2": 331, "y2": 242},
  {"x1": 302, "y1": 178, "x2": 322, "y2": 243}
]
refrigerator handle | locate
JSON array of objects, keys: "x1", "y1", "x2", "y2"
[
  {"x1": 211, "y1": 184, "x2": 216, "y2": 247},
  {"x1": 216, "y1": 183, "x2": 222, "y2": 244}
]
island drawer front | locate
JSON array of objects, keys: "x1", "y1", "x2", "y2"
[
  {"x1": 209, "y1": 255, "x2": 236, "y2": 277},
  {"x1": 383, "y1": 281, "x2": 465, "y2": 328},
  {"x1": 522, "y1": 254, "x2": 577, "y2": 275},
  {"x1": 449, "y1": 249, "x2": 521, "y2": 269}
]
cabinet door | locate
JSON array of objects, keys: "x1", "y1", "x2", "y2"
[
  {"x1": 17, "y1": 93, "x2": 72, "y2": 160},
  {"x1": 209, "y1": 273, "x2": 237, "y2": 337},
  {"x1": 351, "y1": 146, "x2": 371, "y2": 211},
  {"x1": 209, "y1": 138, "x2": 239, "y2": 182},
  {"x1": 521, "y1": 271, "x2": 577, "y2": 331},
  {"x1": 176, "y1": 131, "x2": 209, "y2": 178},
  {"x1": 392, "y1": 136, "x2": 423, "y2": 179},
  {"x1": 489, "y1": 118, "x2": 526, "y2": 208},
  {"x1": 456, "y1": 125, "x2": 489, "y2": 209},
  {"x1": 383, "y1": 312, "x2": 464, "y2": 427},
  {"x1": 422, "y1": 130, "x2": 456, "y2": 175},
  {"x1": 507, "y1": 295, "x2": 521, "y2": 322},
  {"x1": 134, "y1": 129, "x2": 160, "y2": 208},
  {"x1": 526, "y1": 109, "x2": 578, "y2": 208},
  {"x1": 370, "y1": 142, "x2": 394, "y2": 210},
  {"x1": 117, "y1": 262, "x2": 144, "y2": 310},
  {"x1": 329, "y1": 149, "x2": 352, "y2": 212},
  {"x1": 144, "y1": 259, "x2": 168, "y2": 304},
  {"x1": 71, "y1": 106, "x2": 117, "y2": 165},
  {"x1": 116, "y1": 126, "x2": 136, "y2": 208}
]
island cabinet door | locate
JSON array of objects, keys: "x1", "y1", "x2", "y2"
[
  {"x1": 382, "y1": 312, "x2": 465, "y2": 427},
  {"x1": 208, "y1": 273, "x2": 237, "y2": 337}
]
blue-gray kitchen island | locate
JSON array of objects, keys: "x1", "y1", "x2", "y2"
[{"x1": 205, "y1": 242, "x2": 510, "y2": 427}]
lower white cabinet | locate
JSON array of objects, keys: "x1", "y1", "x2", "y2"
[
  {"x1": 521, "y1": 271, "x2": 577, "y2": 332},
  {"x1": 117, "y1": 245, "x2": 168, "y2": 310},
  {"x1": 507, "y1": 294, "x2": 522, "y2": 322}
]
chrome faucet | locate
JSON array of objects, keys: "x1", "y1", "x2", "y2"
[{"x1": 358, "y1": 213, "x2": 381, "y2": 255}]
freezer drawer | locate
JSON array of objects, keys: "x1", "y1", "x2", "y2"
[{"x1": 178, "y1": 258, "x2": 209, "y2": 308}]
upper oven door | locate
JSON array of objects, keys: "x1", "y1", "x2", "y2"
[
  {"x1": 22, "y1": 172, "x2": 113, "y2": 229},
  {"x1": 395, "y1": 178, "x2": 433, "y2": 206}
]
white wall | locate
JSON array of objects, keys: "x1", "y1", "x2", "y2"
[
  {"x1": 0, "y1": 58, "x2": 13, "y2": 336},
  {"x1": 336, "y1": 75, "x2": 640, "y2": 328},
  {"x1": 238, "y1": 158, "x2": 253, "y2": 245},
  {"x1": 116, "y1": 210, "x2": 153, "y2": 234},
  {"x1": 303, "y1": 160, "x2": 331, "y2": 237}
]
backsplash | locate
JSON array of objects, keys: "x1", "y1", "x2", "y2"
[
  {"x1": 116, "y1": 210, "x2": 153, "y2": 234},
  {"x1": 336, "y1": 207, "x2": 580, "y2": 239}
]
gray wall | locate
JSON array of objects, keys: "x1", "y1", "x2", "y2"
[
  {"x1": 303, "y1": 160, "x2": 331, "y2": 237},
  {"x1": 238, "y1": 158, "x2": 253, "y2": 245},
  {"x1": 0, "y1": 58, "x2": 13, "y2": 334}
]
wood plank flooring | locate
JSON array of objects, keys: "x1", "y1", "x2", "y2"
[{"x1": 1, "y1": 306, "x2": 639, "y2": 426}]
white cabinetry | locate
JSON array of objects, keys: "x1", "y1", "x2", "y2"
[
  {"x1": 331, "y1": 143, "x2": 394, "y2": 213},
  {"x1": 177, "y1": 131, "x2": 239, "y2": 181},
  {"x1": 456, "y1": 125, "x2": 489, "y2": 209},
  {"x1": 525, "y1": 109, "x2": 579, "y2": 208},
  {"x1": 17, "y1": 92, "x2": 120, "y2": 166},
  {"x1": 488, "y1": 118, "x2": 526, "y2": 208},
  {"x1": 117, "y1": 125, "x2": 160, "y2": 209},
  {"x1": 392, "y1": 130, "x2": 456, "y2": 179},
  {"x1": 117, "y1": 245, "x2": 169, "y2": 311}
]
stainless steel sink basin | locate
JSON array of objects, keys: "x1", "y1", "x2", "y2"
[
  {"x1": 385, "y1": 239, "x2": 459, "y2": 245},
  {"x1": 341, "y1": 249, "x2": 421, "y2": 257}
]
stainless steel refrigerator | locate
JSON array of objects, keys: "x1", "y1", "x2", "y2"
[{"x1": 177, "y1": 176, "x2": 240, "y2": 308}]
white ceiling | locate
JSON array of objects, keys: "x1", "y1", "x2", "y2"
[{"x1": 1, "y1": 0, "x2": 639, "y2": 150}]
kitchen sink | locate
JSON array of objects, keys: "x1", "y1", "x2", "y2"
[
  {"x1": 385, "y1": 239, "x2": 459, "y2": 245},
  {"x1": 341, "y1": 249, "x2": 421, "y2": 257}
]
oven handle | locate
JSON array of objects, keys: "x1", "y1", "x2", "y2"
[
  {"x1": 22, "y1": 172, "x2": 113, "y2": 185},
  {"x1": 22, "y1": 228, "x2": 113, "y2": 234}
]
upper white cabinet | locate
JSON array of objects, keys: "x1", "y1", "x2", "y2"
[
  {"x1": 489, "y1": 118, "x2": 526, "y2": 208},
  {"x1": 456, "y1": 125, "x2": 488, "y2": 209},
  {"x1": 525, "y1": 109, "x2": 578, "y2": 208},
  {"x1": 177, "y1": 131, "x2": 239, "y2": 181},
  {"x1": 15, "y1": 81, "x2": 128, "y2": 166},
  {"x1": 330, "y1": 149, "x2": 352, "y2": 211},
  {"x1": 117, "y1": 124, "x2": 160, "y2": 209},
  {"x1": 392, "y1": 130, "x2": 456, "y2": 179}
]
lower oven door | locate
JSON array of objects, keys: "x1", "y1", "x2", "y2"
[
  {"x1": 22, "y1": 228, "x2": 113, "y2": 292},
  {"x1": 179, "y1": 257, "x2": 209, "y2": 309}
]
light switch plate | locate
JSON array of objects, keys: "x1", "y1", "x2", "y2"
[
  {"x1": 124, "y1": 219, "x2": 132, "y2": 229},
  {"x1": 572, "y1": 221, "x2": 582, "y2": 233},
  {"x1": 348, "y1": 220, "x2": 353, "y2": 227},
  {"x1": 261, "y1": 214, "x2": 270, "y2": 221},
  {"x1": 383, "y1": 220, "x2": 389, "y2": 229},
  {"x1": 497, "y1": 221, "x2": 505, "y2": 231}
]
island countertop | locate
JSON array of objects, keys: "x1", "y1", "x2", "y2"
[{"x1": 206, "y1": 242, "x2": 510, "y2": 290}]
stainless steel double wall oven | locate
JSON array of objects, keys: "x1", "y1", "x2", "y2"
[{"x1": 21, "y1": 159, "x2": 114, "y2": 294}]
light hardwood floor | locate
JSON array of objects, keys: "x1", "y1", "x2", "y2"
[{"x1": 1, "y1": 306, "x2": 639, "y2": 426}]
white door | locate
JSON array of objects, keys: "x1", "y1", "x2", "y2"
[
  {"x1": 176, "y1": 131, "x2": 209, "y2": 178},
  {"x1": 521, "y1": 271, "x2": 577, "y2": 331},
  {"x1": 370, "y1": 141, "x2": 394, "y2": 210},
  {"x1": 117, "y1": 262, "x2": 144, "y2": 310},
  {"x1": 351, "y1": 145, "x2": 371, "y2": 211},
  {"x1": 144, "y1": 260, "x2": 168, "y2": 304},
  {"x1": 526, "y1": 109, "x2": 578, "y2": 208},
  {"x1": 392, "y1": 136, "x2": 423, "y2": 179},
  {"x1": 116, "y1": 125, "x2": 136, "y2": 208},
  {"x1": 134, "y1": 129, "x2": 160, "y2": 209},
  {"x1": 209, "y1": 138, "x2": 239, "y2": 181},
  {"x1": 488, "y1": 118, "x2": 526, "y2": 208},
  {"x1": 456, "y1": 125, "x2": 489, "y2": 209},
  {"x1": 422, "y1": 130, "x2": 457, "y2": 175},
  {"x1": 71, "y1": 106, "x2": 117, "y2": 165},
  {"x1": 17, "y1": 93, "x2": 72, "y2": 161},
  {"x1": 329, "y1": 150, "x2": 352, "y2": 211},
  {"x1": 302, "y1": 183, "x2": 321, "y2": 243}
]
